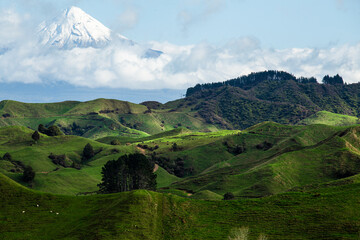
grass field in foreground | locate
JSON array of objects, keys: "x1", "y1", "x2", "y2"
[{"x1": 2, "y1": 173, "x2": 360, "y2": 239}]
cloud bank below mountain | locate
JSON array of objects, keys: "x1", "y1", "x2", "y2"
[{"x1": 0, "y1": 8, "x2": 359, "y2": 90}]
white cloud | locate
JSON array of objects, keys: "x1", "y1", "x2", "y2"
[
  {"x1": 0, "y1": 9, "x2": 359, "y2": 89},
  {"x1": 0, "y1": 9, "x2": 25, "y2": 46}
]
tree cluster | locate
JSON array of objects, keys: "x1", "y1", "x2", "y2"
[
  {"x1": 137, "y1": 144, "x2": 159, "y2": 151},
  {"x1": 98, "y1": 153, "x2": 156, "y2": 193},
  {"x1": 223, "y1": 140, "x2": 246, "y2": 155},
  {"x1": 151, "y1": 155, "x2": 190, "y2": 177},
  {"x1": 256, "y1": 141, "x2": 273, "y2": 151},
  {"x1": 48, "y1": 153, "x2": 80, "y2": 169},
  {"x1": 38, "y1": 124, "x2": 63, "y2": 136},
  {"x1": 322, "y1": 74, "x2": 344, "y2": 85}
]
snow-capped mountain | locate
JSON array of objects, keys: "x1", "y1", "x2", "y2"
[
  {"x1": 37, "y1": 6, "x2": 160, "y2": 57},
  {"x1": 38, "y1": 6, "x2": 121, "y2": 49}
]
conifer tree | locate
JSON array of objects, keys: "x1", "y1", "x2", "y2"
[
  {"x1": 82, "y1": 143, "x2": 95, "y2": 162},
  {"x1": 23, "y1": 165, "x2": 35, "y2": 183}
]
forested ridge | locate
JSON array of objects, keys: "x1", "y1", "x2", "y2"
[{"x1": 180, "y1": 70, "x2": 360, "y2": 129}]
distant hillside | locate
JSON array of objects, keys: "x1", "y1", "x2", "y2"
[
  {"x1": 1, "y1": 71, "x2": 360, "y2": 138},
  {"x1": 298, "y1": 111, "x2": 360, "y2": 126},
  {"x1": 178, "y1": 70, "x2": 360, "y2": 129},
  {"x1": 0, "y1": 98, "x2": 217, "y2": 139}
]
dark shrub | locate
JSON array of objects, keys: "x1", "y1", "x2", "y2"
[{"x1": 223, "y1": 192, "x2": 235, "y2": 200}]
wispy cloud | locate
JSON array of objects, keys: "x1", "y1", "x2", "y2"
[
  {"x1": 177, "y1": 0, "x2": 226, "y2": 34},
  {"x1": 114, "y1": 7, "x2": 138, "y2": 32}
]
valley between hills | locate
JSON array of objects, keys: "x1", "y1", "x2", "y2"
[{"x1": 1, "y1": 71, "x2": 360, "y2": 239}]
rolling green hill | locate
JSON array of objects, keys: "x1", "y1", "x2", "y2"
[
  {"x1": 129, "y1": 122, "x2": 360, "y2": 198},
  {"x1": 0, "y1": 126, "x2": 186, "y2": 195},
  {"x1": 0, "y1": 98, "x2": 218, "y2": 139},
  {"x1": 2, "y1": 121, "x2": 360, "y2": 200},
  {"x1": 3, "y1": 70, "x2": 360, "y2": 239},
  {"x1": 2, "y1": 172, "x2": 360, "y2": 239}
]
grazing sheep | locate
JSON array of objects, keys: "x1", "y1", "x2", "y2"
[
  {"x1": 36, "y1": 204, "x2": 39, "y2": 207},
  {"x1": 50, "y1": 211, "x2": 53, "y2": 213},
  {"x1": 22, "y1": 211, "x2": 25, "y2": 213},
  {"x1": 56, "y1": 212, "x2": 59, "y2": 215}
]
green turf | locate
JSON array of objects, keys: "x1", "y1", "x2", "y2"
[
  {"x1": 2, "y1": 173, "x2": 360, "y2": 239},
  {"x1": 299, "y1": 111, "x2": 360, "y2": 126},
  {"x1": 155, "y1": 166, "x2": 180, "y2": 188}
]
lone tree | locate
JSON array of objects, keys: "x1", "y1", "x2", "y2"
[
  {"x1": 23, "y1": 165, "x2": 35, "y2": 183},
  {"x1": 171, "y1": 142, "x2": 179, "y2": 151},
  {"x1": 3, "y1": 152, "x2": 12, "y2": 161},
  {"x1": 32, "y1": 130, "x2": 40, "y2": 143},
  {"x1": 82, "y1": 143, "x2": 95, "y2": 162},
  {"x1": 98, "y1": 153, "x2": 156, "y2": 193}
]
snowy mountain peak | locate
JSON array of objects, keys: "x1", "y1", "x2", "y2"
[
  {"x1": 64, "y1": 6, "x2": 86, "y2": 18},
  {"x1": 38, "y1": 6, "x2": 127, "y2": 49}
]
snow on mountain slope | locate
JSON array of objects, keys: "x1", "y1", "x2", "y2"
[{"x1": 38, "y1": 6, "x2": 129, "y2": 49}]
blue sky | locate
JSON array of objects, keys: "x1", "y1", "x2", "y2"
[
  {"x1": 0, "y1": 0, "x2": 359, "y2": 103},
  {"x1": 2, "y1": 0, "x2": 359, "y2": 48}
]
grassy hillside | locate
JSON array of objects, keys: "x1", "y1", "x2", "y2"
[
  {"x1": 298, "y1": 111, "x2": 360, "y2": 126},
  {"x1": 0, "y1": 98, "x2": 217, "y2": 139},
  {"x1": 2, "y1": 173, "x2": 360, "y2": 239},
  {"x1": 0, "y1": 126, "x2": 138, "y2": 194},
  {"x1": 2, "y1": 122, "x2": 360, "y2": 200},
  {"x1": 136, "y1": 122, "x2": 360, "y2": 198},
  {"x1": 0, "y1": 126, "x2": 186, "y2": 195}
]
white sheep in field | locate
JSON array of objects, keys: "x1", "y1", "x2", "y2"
[
  {"x1": 22, "y1": 211, "x2": 25, "y2": 213},
  {"x1": 36, "y1": 204, "x2": 39, "y2": 207},
  {"x1": 56, "y1": 212, "x2": 59, "y2": 215}
]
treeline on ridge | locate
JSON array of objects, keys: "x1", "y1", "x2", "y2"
[{"x1": 186, "y1": 70, "x2": 343, "y2": 96}]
